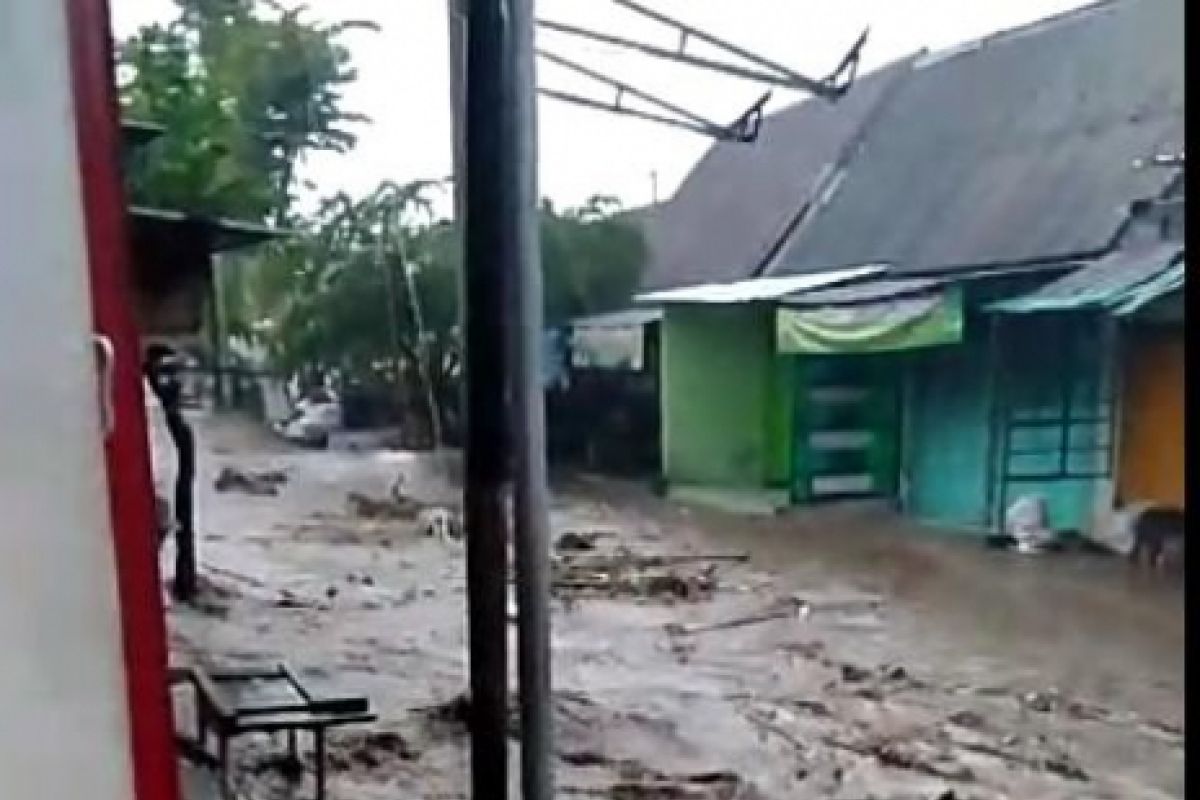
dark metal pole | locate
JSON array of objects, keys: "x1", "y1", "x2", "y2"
[
  {"x1": 510, "y1": 0, "x2": 555, "y2": 797},
  {"x1": 463, "y1": 0, "x2": 513, "y2": 796},
  {"x1": 447, "y1": 0, "x2": 468, "y2": 224},
  {"x1": 536, "y1": 87, "x2": 728, "y2": 140},
  {"x1": 538, "y1": 49, "x2": 727, "y2": 135},
  {"x1": 537, "y1": 17, "x2": 825, "y2": 93},
  {"x1": 612, "y1": 0, "x2": 835, "y2": 95}
]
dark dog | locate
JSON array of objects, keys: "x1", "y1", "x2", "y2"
[{"x1": 1128, "y1": 505, "x2": 1185, "y2": 571}]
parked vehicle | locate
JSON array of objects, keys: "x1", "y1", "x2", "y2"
[{"x1": 275, "y1": 389, "x2": 342, "y2": 448}]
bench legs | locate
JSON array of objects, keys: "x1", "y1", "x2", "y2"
[
  {"x1": 314, "y1": 729, "x2": 327, "y2": 800},
  {"x1": 218, "y1": 734, "x2": 231, "y2": 800},
  {"x1": 201, "y1": 726, "x2": 330, "y2": 800}
]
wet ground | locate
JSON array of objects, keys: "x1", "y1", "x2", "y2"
[{"x1": 167, "y1": 412, "x2": 1184, "y2": 800}]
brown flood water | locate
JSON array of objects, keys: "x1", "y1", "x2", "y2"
[{"x1": 169, "y1": 412, "x2": 1185, "y2": 800}]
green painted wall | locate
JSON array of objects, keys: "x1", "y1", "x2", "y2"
[
  {"x1": 766, "y1": 354, "x2": 795, "y2": 487},
  {"x1": 661, "y1": 304, "x2": 784, "y2": 488}
]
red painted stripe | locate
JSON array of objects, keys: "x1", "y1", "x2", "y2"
[{"x1": 64, "y1": 1, "x2": 181, "y2": 798}]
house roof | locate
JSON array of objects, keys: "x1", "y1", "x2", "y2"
[
  {"x1": 130, "y1": 206, "x2": 282, "y2": 253},
  {"x1": 636, "y1": 264, "x2": 885, "y2": 305},
  {"x1": 772, "y1": 0, "x2": 1184, "y2": 278},
  {"x1": 120, "y1": 120, "x2": 165, "y2": 161},
  {"x1": 639, "y1": 56, "x2": 917, "y2": 292},
  {"x1": 989, "y1": 241, "x2": 1183, "y2": 314}
]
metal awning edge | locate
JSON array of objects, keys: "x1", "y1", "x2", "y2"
[
  {"x1": 988, "y1": 248, "x2": 1184, "y2": 315},
  {"x1": 129, "y1": 205, "x2": 287, "y2": 252},
  {"x1": 634, "y1": 263, "x2": 887, "y2": 305},
  {"x1": 1112, "y1": 260, "x2": 1185, "y2": 316}
]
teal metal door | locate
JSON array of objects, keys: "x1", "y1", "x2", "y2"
[{"x1": 906, "y1": 336, "x2": 992, "y2": 529}]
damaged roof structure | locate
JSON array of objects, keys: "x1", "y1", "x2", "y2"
[
  {"x1": 639, "y1": 0, "x2": 1184, "y2": 294},
  {"x1": 638, "y1": 56, "x2": 916, "y2": 292}
]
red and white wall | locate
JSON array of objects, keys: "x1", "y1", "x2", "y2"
[{"x1": 0, "y1": 2, "x2": 177, "y2": 798}]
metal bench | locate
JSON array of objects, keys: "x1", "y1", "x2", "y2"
[{"x1": 173, "y1": 663, "x2": 376, "y2": 800}]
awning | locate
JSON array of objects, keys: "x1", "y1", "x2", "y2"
[
  {"x1": 1112, "y1": 259, "x2": 1184, "y2": 316},
  {"x1": 776, "y1": 286, "x2": 963, "y2": 354},
  {"x1": 988, "y1": 244, "x2": 1184, "y2": 315},
  {"x1": 571, "y1": 307, "x2": 662, "y2": 329},
  {"x1": 571, "y1": 327, "x2": 646, "y2": 370},
  {"x1": 568, "y1": 307, "x2": 660, "y2": 370},
  {"x1": 635, "y1": 264, "x2": 886, "y2": 305}
]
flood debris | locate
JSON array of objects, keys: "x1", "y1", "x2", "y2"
[
  {"x1": 550, "y1": 549, "x2": 743, "y2": 602},
  {"x1": 556, "y1": 530, "x2": 608, "y2": 552},
  {"x1": 214, "y1": 466, "x2": 287, "y2": 496},
  {"x1": 604, "y1": 762, "x2": 748, "y2": 800},
  {"x1": 665, "y1": 598, "x2": 800, "y2": 637},
  {"x1": 742, "y1": 705, "x2": 807, "y2": 750},
  {"x1": 346, "y1": 490, "x2": 424, "y2": 520},
  {"x1": 937, "y1": 728, "x2": 1090, "y2": 783},
  {"x1": 273, "y1": 588, "x2": 320, "y2": 609},
  {"x1": 840, "y1": 663, "x2": 873, "y2": 683},
  {"x1": 554, "y1": 566, "x2": 717, "y2": 602},
  {"x1": 946, "y1": 710, "x2": 988, "y2": 731},
  {"x1": 1020, "y1": 688, "x2": 1062, "y2": 713},
  {"x1": 824, "y1": 734, "x2": 975, "y2": 782},
  {"x1": 418, "y1": 505, "x2": 464, "y2": 541},
  {"x1": 326, "y1": 729, "x2": 419, "y2": 772}
]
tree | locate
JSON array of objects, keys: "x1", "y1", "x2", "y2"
[
  {"x1": 246, "y1": 184, "x2": 646, "y2": 446},
  {"x1": 118, "y1": 0, "x2": 376, "y2": 222},
  {"x1": 541, "y1": 195, "x2": 647, "y2": 325}
]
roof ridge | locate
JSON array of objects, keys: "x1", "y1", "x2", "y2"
[{"x1": 914, "y1": 0, "x2": 1118, "y2": 69}]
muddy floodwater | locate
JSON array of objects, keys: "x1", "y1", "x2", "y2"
[{"x1": 167, "y1": 413, "x2": 1184, "y2": 800}]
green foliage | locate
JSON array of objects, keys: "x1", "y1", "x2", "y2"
[
  {"x1": 117, "y1": 1, "x2": 646, "y2": 440},
  {"x1": 240, "y1": 182, "x2": 645, "y2": 439},
  {"x1": 118, "y1": 0, "x2": 375, "y2": 220},
  {"x1": 541, "y1": 195, "x2": 647, "y2": 325}
]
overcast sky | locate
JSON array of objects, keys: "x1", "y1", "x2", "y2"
[{"x1": 111, "y1": 0, "x2": 1088, "y2": 216}]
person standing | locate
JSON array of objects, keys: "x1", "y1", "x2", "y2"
[{"x1": 143, "y1": 344, "x2": 197, "y2": 602}]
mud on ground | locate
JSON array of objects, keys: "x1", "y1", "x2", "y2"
[{"x1": 167, "y1": 413, "x2": 1184, "y2": 800}]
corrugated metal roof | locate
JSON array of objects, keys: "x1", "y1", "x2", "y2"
[
  {"x1": 129, "y1": 206, "x2": 284, "y2": 252},
  {"x1": 636, "y1": 264, "x2": 885, "y2": 305},
  {"x1": 570, "y1": 307, "x2": 662, "y2": 329},
  {"x1": 781, "y1": 276, "x2": 948, "y2": 308},
  {"x1": 121, "y1": 119, "x2": 165, "y2": 147},
  {"x1": 639, "y1": 57, "x2": 917, "y2": 292},
  {"x1": 1113, "y1": 259, "x2": 1184, "y2": 315},
  {"x1": 989, "y1": 242, "x2": 1183, "y2": 313},
  {"x1": 772, "y1": 0, "x2": 1184, "y2": 277}
]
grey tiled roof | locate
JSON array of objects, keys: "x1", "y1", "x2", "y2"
[{"x1": 772, "y1": 0, "x2": 1184, "y2": 277}]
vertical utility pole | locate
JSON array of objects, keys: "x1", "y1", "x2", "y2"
[
  {"x1": 447, "y1": 0, "x2": 468, "y2": 224},
  {"x1": 207, "y1": 259, "x2": 228, "y2": 409},
  {"x1": 463, "y1": 0, "x2": 514, "y2": 797},
  {"x1": 509, "y1": 1, "x2": 555, "y2": 798}
]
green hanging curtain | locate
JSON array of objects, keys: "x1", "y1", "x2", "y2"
[{"x1": 776, "y1": 286, "x2": 963, "y2": 354}]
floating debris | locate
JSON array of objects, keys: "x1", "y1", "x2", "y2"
[
  {"x1": 346, "y1": 490, "x2": 424, "y2": 520},
  {"x1": 327, "y1": 729, "x2": 419, "y2": 772},
  {"x1": 214, "y1": 466, "x2": 287, "y2": 496}
]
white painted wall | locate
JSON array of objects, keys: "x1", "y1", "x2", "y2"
[{"x1": 0, "y1": 3, "x2": 137, "y2": 797}]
